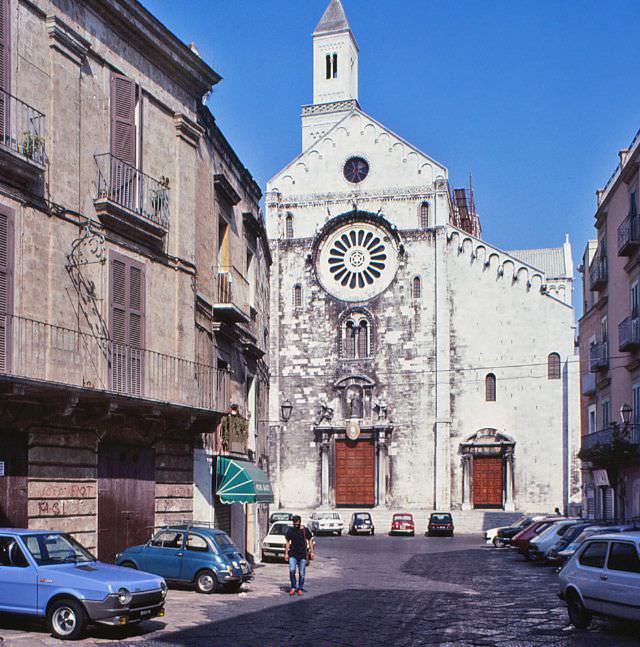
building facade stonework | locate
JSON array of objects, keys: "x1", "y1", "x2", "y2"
[{"x1": 267, "y1": 0, "x2": 581, "y2": 515}]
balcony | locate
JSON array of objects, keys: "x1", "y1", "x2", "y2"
[
  {"x1": 618, "y1": 214, "x2": 640, "y2": 256},
  {"x1": 213, "y1": 266, "x2": 250, "y2": 324},
  {"x1": 589, "y1": 341, "x2": 609, "y2": 372},
  {"x1": 0, "y1": 90, "x2": 46, "y2": 188},
  {"x1": 581, "y1": 371, "x2": 597, "y2": 396},
  {"x1": 582, "y1": 427, "x2": 614, "y2": 451},
  {"x1": 619, "y1": 316, "x2": 640, "y2": 352},
  {"x1": 0, "y1": 315, "x2": 229, "y2": 414},
  {"x1": 588, "y1": 257, "x2": 607, "y2": 292},
  {"x1": 94, "y1": 154, "x2": 170, "y2": 248}
]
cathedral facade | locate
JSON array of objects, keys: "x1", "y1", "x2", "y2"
[{"x1": 267, "y1": 0, "x2": 581, "y2": 514}]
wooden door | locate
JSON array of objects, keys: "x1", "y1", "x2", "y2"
[
  {"x1": 473, "y1": 456, "x2": 503, "y2": 508},
  {"x1": 98, "y1": 444, "x2": 155, "y2": 563},
  {"x1": 0, "y1": 435, "x2": 27, "y2": 527},
  {"x1": 335, "y1": 438, "x2": 375, "y2": 506}
]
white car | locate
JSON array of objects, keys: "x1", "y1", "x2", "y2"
[
  {"x1": 484, "y1": 514, "x2": 545, "y2": 546},
  {"x1": 308, "y1": 511, "x2": 344, "y2": 536},
  {"x1": 559, "y1": 531, "x2": 640, "y2": 628},
  {"x1": 527, "y1": 519, "x2": 580, "y2": 561},
  {"x1": 261, "y1": 522, "x2": 292, "y2": 561}
]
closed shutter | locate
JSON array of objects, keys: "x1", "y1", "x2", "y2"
[
  {"x1": 110, "y1": 72, "x2": 136, "y2": 166},
  {"x1": 109, "y1": 252, "x2": 145, "y2": 396},
  {"x1": 0, "y1": 205, "x2": 13, "y2": 373},
  {"x1": 0, "y1": 0, "x2": 10, "y2": 142}
]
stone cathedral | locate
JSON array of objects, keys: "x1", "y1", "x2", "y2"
[{"x1": 267, "y1": 0, "x2": 581, "y2": 514}]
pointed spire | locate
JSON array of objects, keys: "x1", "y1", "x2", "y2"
[{"x1": 315, "y1": 0, "x2": 351, "y2": 34}]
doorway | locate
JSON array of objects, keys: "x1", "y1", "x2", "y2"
[
  {"x1": 335, "y1": 438, "x2": 375, "y2": 506},
  {"x1": 0, "y1": 435, "x2": 28, "y2": 527},
  {"x1": 473, "y1": 457, "x2": 503, "y2": 508}
]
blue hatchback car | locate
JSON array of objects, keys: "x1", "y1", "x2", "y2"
[
  {"x1": 0, "y1": 529, "x2": 167, "y2": 640},
  {"x1": 115, "y1": 525, "x2": 252, "y2": 594}
]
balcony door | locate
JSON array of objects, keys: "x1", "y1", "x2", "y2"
[{"x1": 109, "y1": 252, "x2": 145, "y2": 397}]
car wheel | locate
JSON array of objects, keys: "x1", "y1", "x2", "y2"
[
  {"x1": 338, "y1": 530, "x2": 343, "y2": 536},
  {"x1": 492, "y1": 536, "x2": 501, "y2": 548},
  {"x1": 120, "y1": 561, "x2": 137, "y2": 569},
  {"x1": 410, "y1": 531, "x2": 415, "y2": 537},
  {"x1": 225, "y1": 581, "x2": 243, "y2": 594},
  {"x1": 195, "y1": 569, "x2": 219, "y2": 594},
  {"x1": 48, "y1": 598, "x2": 87, "y2": 641},
  {"x1": 567, "y1": 591, "x2": 592, "y2": 629},
  {"x1": 371, "y1": 530, "x2": 375, "y2": 536}
]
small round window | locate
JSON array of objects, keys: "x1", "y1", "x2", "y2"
[{"x1": 343, "y1": 157, "x2": 369, "y2": 184}]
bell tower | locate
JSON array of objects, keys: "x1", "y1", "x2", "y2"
[{"x1": 313, "y1": 0, "x2": 359, "y2": 105}]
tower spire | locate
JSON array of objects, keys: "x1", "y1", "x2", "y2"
[{"x1": 315, "y1": 0, "x2": 351, "y2": 35}]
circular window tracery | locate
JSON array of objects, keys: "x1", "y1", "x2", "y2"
[{"x1": 343, "y1": 157, "x2": 369, "y2": 184}]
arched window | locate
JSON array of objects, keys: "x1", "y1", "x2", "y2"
[
  {"x1": 332, "y1": 53, "x2": 338, "y2": 78},
  {"x1": 357, "y1": 320, "x2": 369, "y2": 358},
  {"x1": 419, "y1": 201, "x2": 429, "y2": 229},
  {"x1": 412, "y1": 276, "x2": 422, "y2": 299},
  {"x1": 548, "y1": 353, "x2": 561, "y2": 380},
  {"x1": 326, "y1": 54, "x2": 331, "y2": 80},
  {"x1": 485, "y1": 373, "x2": 496, "y2": 401},
  {"x1": 285, "y1": 214, "x2": 293, "y2": 239},
  {"x1": 345, "y1": 320, "x2": 356, "y2": 358},
  {"x1": 293, "y1": 284, "x2": 302, "y2": 308}
]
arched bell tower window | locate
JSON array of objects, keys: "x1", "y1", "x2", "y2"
[
  {"x1": 293, "y1": 284, "x2": 302, "y2": 308},
  {"x1": 332, "y1": 53, "x2": 338, "y2": 78},
  {"x1": 326, "y1": 54, "x2": 331, "y2": 80},
  {"x1": 340, "y1": 311, "x2": 373, "y2": 359},
  {"x1": 419, "y1": 201, "x2": 430, "y2": 229},
  {"x1": 485, "y1": 373, "x2": 496, "y2": 402},
  {"x1": 325, "y1": 54, "x2": 338, "y2": 79},
  {"x1": 548, "y1": 353, "x2": 561, "y2": 380},
  {"x1": 412, "y1": 276, "x2": 422, "y2": 299},
  {"x1": 285, "y1": 213, "x2": 294, "y2": 239}
]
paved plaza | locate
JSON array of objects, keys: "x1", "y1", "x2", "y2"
[{"x1": 1, "y1": 534, "x2": 638, "y2": 646}]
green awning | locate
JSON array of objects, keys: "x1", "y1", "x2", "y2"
[{"x1": 216, "y1": 457, "x2": 274, "y2": 504}]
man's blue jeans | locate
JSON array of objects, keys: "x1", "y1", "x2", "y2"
[{"x1": 289, "y1": 555, "x2": 307, "y2": 590}]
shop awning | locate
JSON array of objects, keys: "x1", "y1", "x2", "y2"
[{"x1": 216, "y1": 457, "x2": 274, "y2": 504}]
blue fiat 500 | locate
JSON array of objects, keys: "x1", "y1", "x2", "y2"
[
  {"x1": 116, "y1": 525, "x2": 252, "y2": 594},
  {"x1": 0, "y1": 529, "x2": 166, "y2": 640}
]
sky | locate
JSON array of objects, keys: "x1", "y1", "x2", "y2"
[{"x1": 143, "y1": 0, "x2": 640, "y2": 282}]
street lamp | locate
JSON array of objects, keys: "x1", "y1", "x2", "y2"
[
  {"x1": 620, "y1": 403, "x2": 633, "y2": 429},
  {"x1": 280, "y1": 399, "x2": 293, "y2": 423}
]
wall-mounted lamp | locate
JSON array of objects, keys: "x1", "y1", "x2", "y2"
[{"x1": 280, "y1": 399, "x2": 293, "y2": 423}]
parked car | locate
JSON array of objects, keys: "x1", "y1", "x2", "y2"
[
  {"x1": 511, "y1": 517, "x2": 561, "y2": 554},
  {"x1": 348, "y1": 512, "x2": 375, "y2": 535},
  {"x1": 427, "y1": 512, "x2": 454, "y2": 537},
  {"x1": 486, "y1": 515, "x2": 545, "y2": 547},
  {"x1": 116, "y1": 525, "x2": 251, "y2": 594},
  {"x1": 0, "y1": 530, "x2": 166, "y2": 640},
  {"x1": 261, "y1": 521, "x2": 292, "y2": 561},
  {"x1": 390, "y1": 513, "x2": 415, "y2": 536},
  {"x1": 555, "y1": 524, "x2": 636, "y2": 565},
  {"x1": 547, "y1": 523, "x2": 596, "y2": 564},
  {"x1": 269, "y1": 512, "x2": 293, "y2": 525},
  {"x1": 308, "y1": 511, "x2": 344, "y2": 536},
  {"x1": 558, "y1": 531, "x2": 640, "y2": 628},
  {"x1": 526, "y1": 519, "x2": 580, "y2": 562}
]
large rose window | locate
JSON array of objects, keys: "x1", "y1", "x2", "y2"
[{"x1": 316, "y1": 222, "x2": 398, "y2": 301}]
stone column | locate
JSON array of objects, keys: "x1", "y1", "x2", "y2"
[
  {"x1": 320, "y1": 433, "x2": 330, "y2": 507},
  {"x1": 377, "y1": 431, "x2": 388, "y2": 507},
  {"x1": 461, "y1": 454, "x2": 472, "y2": 510},
  {"x1": 504, "y1": 448, "x2": 515, "y2": 511}
]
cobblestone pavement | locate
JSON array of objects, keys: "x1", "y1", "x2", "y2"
[{"x1": 1, "y1": 534, "x2": 639, "y2": 646}]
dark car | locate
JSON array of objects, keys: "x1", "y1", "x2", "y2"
[
  {"x1": 269, "y1": 512, "x2": 294, "y2": 525},
  {"x1": 349, "y1": 512, "x2": 375, "y2": 535},
  {"x1": 546, "y1": 522, "x2": 594, "y2": 564},
  {"x1": 494, "y1": 516, "x2": 544, "y2": 547},
  {"x1": 511, "y1": 517, "x2": 561, "y2": 554},
  {"x1": 427, "y1": 512, "x2": 454, "y2": 537}
]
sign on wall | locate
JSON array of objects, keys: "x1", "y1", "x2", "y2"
[{"x1": 592, "y1": 469, "x2": 610, "y2": 487}]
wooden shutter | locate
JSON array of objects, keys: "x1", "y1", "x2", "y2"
[
  {"x1": 109, "y1": 252, "x2": 145, "y2": 396},
  {"x1": 110, "y1": 72, "x2": 136, "y2": 166},
  {"x1": 0, "y1": 0, "x2": 10, "y2": 143},
  {"x1": 0, "y1": 205, "x2": 13, "y2": 373}
]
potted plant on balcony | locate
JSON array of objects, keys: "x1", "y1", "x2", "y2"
[
  {"x1": 151, "y1": 176, "x2": 170, "y2": 218},
  {"x1": 21, "y1": 131, "x2": 45, "y2": 160},
  {"x1": 220, "y1": 404, "x2": 249, "y2": 453}
]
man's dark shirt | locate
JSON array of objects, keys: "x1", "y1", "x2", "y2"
[{"x1": 285, "y1": 526, "x2": 312, "y2": 559}]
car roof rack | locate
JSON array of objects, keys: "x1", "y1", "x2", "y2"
[{"x1": 155, "y1": 520, "x2": 219, "y2": 532}]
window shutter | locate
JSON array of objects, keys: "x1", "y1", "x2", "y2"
[
  {"x1": 0, "y1": 0, "x2": 9, "y2": 92},
  {"x1": 0, "y1": 205, "x2": 13, "y2": 373},
  {"x1": 110, "y1": 72, "x2": 136, "y2": 166}
]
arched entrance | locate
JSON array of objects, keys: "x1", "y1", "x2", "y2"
[{"x1": 459, "y1": 429, "x2": 515, "y2": 511}]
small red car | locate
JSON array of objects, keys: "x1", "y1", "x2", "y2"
[
  {"x1": 427, "y1": 512, "x2": 454, "y2": 537},
  {"x1": 511, "y1": 517, "x2": 560, "y2": 554},
  {"x1": 390, "y1": 513, "x2": 415, "y2": 536}
]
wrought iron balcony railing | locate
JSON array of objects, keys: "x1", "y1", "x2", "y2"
[
  {"x1": 95, "y1": 154, "x2": 170, "y2": 232},
  {"x1": 588, "y1": 257, "x2": 607, "y2": 292},
  {"x1": 618, "y1": 214, "x2": 640, "y2": 256},
  {"x1": 214, "y1": 265, "x2": 250, "y2": 323},
  {"x1": 0, "y1": 89, "x2": 46, "y2": 164},
  {"x1": 589, "y1": 341, "x2": 609, "y2": 372},
  {"x1": 0, "y1": 315, "x2": 229, "y2": 412},
  {"x1": 582, "y1": 425, "x2": 640, "y2": 451},
  {"x1": 619, "y1": 316, "x2": 640, "y2": 352}
]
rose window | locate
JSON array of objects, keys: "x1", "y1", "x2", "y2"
[{"x1": 317, "y1": 222, "x2": 399, "y2": 302}]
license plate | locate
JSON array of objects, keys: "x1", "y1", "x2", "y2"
[{"x1": 140, "y1": 609, "x2": 152, "y2": 618}]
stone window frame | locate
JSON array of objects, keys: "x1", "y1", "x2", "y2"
[
  {"x1": 338, "y1": 308, "x2": 375, "y2": 359},
  {"x1": 419, "y1": 201, "x2": 430, "y2": 229},
  {"x1": 285, "y1": 213, "x2": 294, "y2": 239},
  {"x1": 293, "y1": 284, "x2": 303, "y2": 309},
  {"x1": 485, "y1": 373, "x2": 496, "y2": 402},
  {"x1": 547, "y1": 352, "x2": 561, "y2": 380},
  {"x1": 412, "y1": 275, "x2": 422, "y2": 299}
]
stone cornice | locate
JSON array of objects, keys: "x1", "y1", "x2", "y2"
[
  {"x1": 174, "y1": 113, "x2": 203, "y2": 148},
  {"x1": 46, "y1": 15, "x2": 91, "y2": 65}
]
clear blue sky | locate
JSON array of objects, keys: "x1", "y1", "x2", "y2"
[{"x1": 143, "y1": 0, "x2": 640, "y2": 268}]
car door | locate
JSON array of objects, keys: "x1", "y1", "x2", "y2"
[
  {"x1": 180, "y1": 533, "x2": 212, "y2": 582},
  {"x1": 574, "y1": 540, "x2": 609, "y2": 614},
  {"x1": 140, "y1": 531, "x2": 184, "y2": 580},
  {"x1": 603, "y1": 540, "x2": 640, "y2": 621},
  {"x1": 0, "y1": 536, "x2": 38, "y2": 613}
]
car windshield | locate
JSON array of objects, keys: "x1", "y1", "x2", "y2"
[
  {"x1": 271, "y1": 513, "x2": 290, "y2": 521},
  {"x1": 355, "y1": 514, "x2": 371, "y2": 520},
  {"x1": 558, "y1": 525, "x2": 588, "y2": 544},
  {"x1": 269, "y1": 523, "x2": 290, "y2": 536},
  {"x1": 431, "y1": 514, "x2": 451, "y2": 522},
  {"x1": 319, "y1": 513, "x2": 339, "y2": 520},
  {"x1": 213, "y1": 532, "x2": 237, "y2": 552},
  {"x1": 394, "y1": 515, "x2": 412, "y2": 521},
  {"x1": 24, "y1": 533, "x2": 95, "y2": 565}
]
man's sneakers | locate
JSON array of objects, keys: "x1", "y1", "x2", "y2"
[
  {"x1": 289, "y1": 588, "x2": 296, "y2": 596},
  {"x1": 297, "y1": 589, "x2": 304, "y2": 596}
]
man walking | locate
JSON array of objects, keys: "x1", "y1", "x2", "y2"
[{"x1": 284, "y1": 514, "x2": 314, "y2": 596}]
